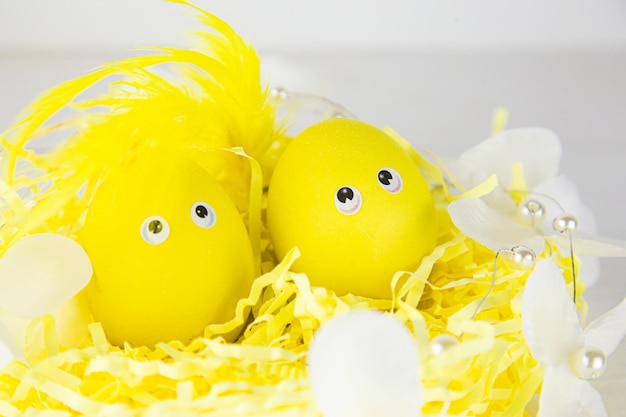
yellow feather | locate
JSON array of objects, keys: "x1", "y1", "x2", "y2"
[{"x1": 0, "y1": 2, "x2": 288, "y2": 255}]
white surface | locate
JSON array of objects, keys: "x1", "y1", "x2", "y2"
[
  {"x1": 1, "y1": 0, "x2": 626, "y2": 50},
  {"x1": 1, "y1": 2, "x2": 626, "y2": 414}
]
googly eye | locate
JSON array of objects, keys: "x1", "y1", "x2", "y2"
[
  {"x1": 335, "y1": 186, "x2": 362, "y2": 215},
  {"x1": 377, "y1": 167, "x2": 403, "y2": 194},
  {"x1": 191, "y1": 201, "x2": 216, "y2": 228},
  {"x1": 140, "y1": 216, "x2": 170, "y2": 245}
]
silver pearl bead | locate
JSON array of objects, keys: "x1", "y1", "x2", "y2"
[
  {"x1": 570, "y1": 345, "x2": 607, "y2": 380},
  {"x1": 270, "y1": 87, "x2": 288, "y2": 100},
  {"x1": 511, "y1": 246, "x2": 536, "y2": 270},
  {"x1": 332, "y1": 110, "x2": 348, "y2": 118},
  {"x1": 430, "y1": 334, "x2": 458, "y2": 356},
  {"x1": 553, "y1": 213, "x2": 578, "y2": 233},
  {"x1": 517, "y1": 199, "x2": 547, "y2": 227}
]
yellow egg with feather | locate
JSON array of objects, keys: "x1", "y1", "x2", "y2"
[
  {"x1": 267, "y1": 119, "x2": 436, "y2": 298},
  {"x1": 80, "y1": 146, "x2": 254, "y2": 347}
]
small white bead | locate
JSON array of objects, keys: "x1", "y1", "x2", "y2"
[
  {"x1": 270, "y1": 87, "x2": 288, "y2": 100},
  {"x1": 517, "y1": 199, "x2": 547, "y2": 227},
  {"x1": 430, "y1": 334, "x2": 459, "y2": 356},
  {"x1": 511, "y1": 246, "x2": 536, "y2": 270},
  {"x1": 553, "y1": 213, "x2": 578, "y2": 233},
  {"x1": 570, "y1": 345, "x2": 607, "y2": 380}
]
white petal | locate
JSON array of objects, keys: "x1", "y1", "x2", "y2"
[
  {"x1": 533, "y1": 175, "x2": 597, "y2": 234},
  {"x1": 579, "y1": 382, "x2": 608, "y2": 417},
  {"x1": 549, "y1": 233, "x2": 626, "y2": 258},
  {"x1": 539, "y1": 364, "x2": 585, "y2": 417},
  {"x1": 307, "y1": 311, "x2": 422, "y2": 417},
  {"x1": 481, "y1": 188, "x2": 518, "y2": 213},
  {"x1": 0, "y1": 320, "x2": 23, "y2": 368},
  {"x1": 0, "y1": 234, "x2": 93, "y2": 318},
  {"x1": 441, "y1": 156, "x2": 490, "y2": 191},
  {"x1": 584, "y1": 297, "x2": 626, "y2": 357},
  {"x1": 522, "y1": 259, "x2": 584, "y2": 366},
  {"x1": 460, "y1": 127, "x2": 562, "y2": 189},
  {"x1": 448, "y1": 197, "x2": 545, "y2": 255},
  {"x1": 579, "y1": 256, "x2": 600, "y2": 287}
]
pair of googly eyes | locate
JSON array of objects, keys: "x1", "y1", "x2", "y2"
[
  {"x1": 140, "y1": 202, "x2": 216, "y2": 245},
  {"x1": 334, "y1": 167, "x2": 403, "y2": 215}
]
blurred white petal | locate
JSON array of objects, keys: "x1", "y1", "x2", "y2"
[
  {"x1": 584, "y1": 297, "x2": 626, "y2": 356},
  {"x1": 441, "y1": 156, "x2": 489, "y2": 192},
  {"x1": 460, "y1": 128, "x2": 562, "y2": 189},
  {"x1": 0, "y1": 234, "x2": 92, "y2": 318},
  {"x1": 522, "y1": 259, "x2": 584, "y2": 366},
  {"x1": 579, "y1": 256, "x2": 600, "y2": 287},
  {"x1": 539, "y1": 364, "x2": 585, "y2": 417},
  {"x1": 0, "y1": 320, "x2": 22, "y2": 368},
  {"x1": 550, "y1": 233, "x2": 626, "y2": 258},
  {"x1": 523, "y1": 262, "x2": 619, "y2": 417},
  {"x1": 449, "y1": 197, "x2": 545, "y2": 255},
  {"x1": 481, "y1": 188, "x2": 518, "y2": 213},
  {"x1": 307, "y1": 311, "x2": 422, "y2": 417},
  {"x1": 579, "y1": 382, "x2": 608, "y2": 417},
  {"x1": 533, "y1": 175, "x2": 597, "y2": 234}
]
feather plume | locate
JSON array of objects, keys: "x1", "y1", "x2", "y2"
[{"x1": 0, "y1": 1, "x2": 288, "y2": 254}]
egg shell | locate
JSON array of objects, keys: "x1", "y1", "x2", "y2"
[
  {"x1": 267, "y1": 119, "x2": 436, "y2": 298},
  {"x1": 80, "y1": 146, "x2": 254, "y2": 347}
]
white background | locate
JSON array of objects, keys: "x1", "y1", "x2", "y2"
[
  {"x1": 1, "y1": 0, "x2": 626, "y2": 414},
  {"x1": 2, "y1": 0, "x2": 626, "y2": 50}
]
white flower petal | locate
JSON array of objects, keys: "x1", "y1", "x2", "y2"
[
  {"x1": 0, "y1": 234, "x2": 93, "y2": 318},
  {"x1": 522, "y1": 259, "x2": 584, "y2": 366},
  {"x1": 441, "y1": 156, "x2": 490, "y2": 192},
  {"x1": 579, "y1": 381, "x2": 609, "y2": 417},
  {"x1": 460, "y1": 127, "x2": 562, "y2": 189},
  {"x1": 0, "y1": 320, "x2": 23, "y2": 369},
  {"x1": 539, "y1": 364, "x2": 585, "y2": 417},
  {"x1": 481, "y1": 188, "x2": 518, "y2": 213},
  {"x1": 580, "y1": 383, "x2": 608, "y2": 417},
  {"x1": 549, "y1": 233, "x2": 626, "y2": 258},
  {"x1": 533, "y1": 175, "x2": 597, "y2": 234},
  {"x1": 448, "y1": 197, "x2": 545, "y2": 255},
  {"x1": 307, "y1": 311, "x2": 422, "y2": 417},
  {"x1": 584, "y1": 297, "x2": 626, "y2": 357},
  {"x1": 579, "y1": 256, "x2": 600, "y2": 287}
]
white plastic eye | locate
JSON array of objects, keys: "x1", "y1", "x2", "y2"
[
  {"x1": 191, "y1": 201, "x2": 216, "y2": 228},
  {"x1": 334, "y1": 186, "x2": 362, "y2": 215},
  {"x1": 140, "y1": 216, "x2": 170, "y2": 245},
  {"x1": 377, "y1": 167, "x2": 403, "y2": 194}
]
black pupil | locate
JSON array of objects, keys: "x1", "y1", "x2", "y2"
[
  {"x1": 148, "y1": 220, "x2": 162, "y2": 234},
  {"x1": 196, "y1": 205, "x2": 208, "y2": 218},
  {"x1": 337, "y1": 187, "x2": 354, "y2": 204},
  {"x1": 378, "y1": 170, "x2": 393, "y2": 185}
]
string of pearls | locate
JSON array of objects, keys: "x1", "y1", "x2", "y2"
[
  {"x1": 514, "y1": 198, "x2": 608, "y2": 382},
  {"x1": 516, "y1": 196, "x2": 579, "y2": 302}
]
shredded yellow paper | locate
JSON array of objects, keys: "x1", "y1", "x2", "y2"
[{"x1": 0, "y1": 2, "x2": 587, "y2": 417}]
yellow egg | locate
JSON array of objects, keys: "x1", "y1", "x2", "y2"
[
  {"x1": 267, "y1": 119, "x2": 436, "y2": 298},
  {"x1": 80, "y1": 146, "x2": 254, "y2": 347}
]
